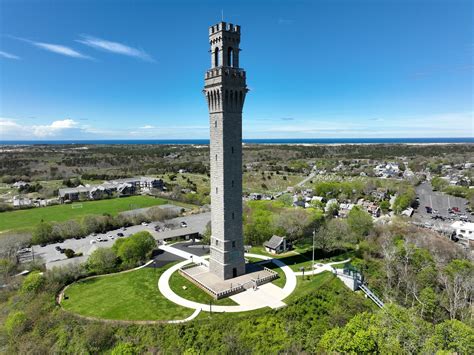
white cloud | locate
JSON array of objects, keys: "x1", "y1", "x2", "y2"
[
  {"x1": 76, "y1": 35, "x2": 153, "y2": 61},
  {"x1": 33, "y1": 42, "x2": 92, "y2": 59},
  {"x1": 140, "y1": 125, "x2": 155, "y2": 129},
  {"x1": 0, "y1": 117, "x2": 90, "y2": 139},
  {"x1": 9, "y1": 36, "x2": 92, "y2": 59},
  {"x1": 0, "y1": 50, "x2": 20, "y2": 60}
]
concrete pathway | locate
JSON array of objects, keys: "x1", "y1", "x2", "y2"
[
  {"x1": 293, "y1": 258, "x2": 351, "y2": 276},
  {"x1": 157, "y1": 252, "x2": 297, "y2": 313}
]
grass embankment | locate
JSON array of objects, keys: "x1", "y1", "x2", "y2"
[
  {"x1": 62, "y1": 266, "x2": 193, "y2": 321},
  {"x1": 0, "y1": 195, "x2": 167, "y2": 232},
  {"x1": 169, "y1": 272, "x2": 237, "y2": 306},
  {"x1": 284, "y1": 271, "x2": 336, "y2": 303}
]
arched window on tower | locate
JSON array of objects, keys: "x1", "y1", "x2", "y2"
[
  {"x1": 227, "y1": 47, "x2": 233, "y2": 67},
  {"x1": 214, "y1": 48, "x2": 220, "y2": 67}
]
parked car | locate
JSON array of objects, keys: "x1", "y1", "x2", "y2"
[
  {"x1": 180, "y1": 221, "x2": 188, "y2": 228},
  {"x1": 122, "y1": 227, "x2": 127, "y2": 231},
  {"x1": 117, "y1": 232, "x2": 124, "y2": 237},
  {"x1": 425, "y1": 206, "x2": 432, "y2": 214},
  {"x1": 108, "y1": 235, "x2": 115, "y2": 240},
  {"x1": 92, "y1": 233, "x2": 97, "y2": 237},
  {"x1": 141, "y1": 222, "x2": 149, "y2": 226},
  {"x1": 55, "y1": 246, "x2": 62, "y2": 252},
  {"x1": 90, "y1": 240, "x2": 97, "y2": 245}
]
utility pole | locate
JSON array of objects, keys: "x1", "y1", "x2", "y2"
[{"x1": 312, "y1": 229, "x2": 315, "y2": 277}]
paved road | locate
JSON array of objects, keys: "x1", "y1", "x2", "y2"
[
  {"x1": 35, "y1": 212, "x2": 210, "y2": 269},
  {"x1": 295, "y1": 172, "x2": 316, "y2": 188}
]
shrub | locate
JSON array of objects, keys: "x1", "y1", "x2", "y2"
[
  {"x1": 87, "y1": 248, "x2": 118, "y2": 274},
  {"x1": 20, "y1": 271, "x2": 44, "y2": 294},
  {"x1": 64, "y1": 249, "x2": 75, "y2": 258},
  {"x1": 5, "y1": 311, "x2": 28, "y2": 338}
]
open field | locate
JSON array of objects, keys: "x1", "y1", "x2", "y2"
[
  {"x1": 62, "y1": 266, "x2": 193, "y2": 321},
  {"x1": 0, "y1": 195, "x2": 167, "y2": 232},
  {"x1": 243, "y1": 171, "x2": 306, "y2": 193},
  {"x1": 169, "y1": 271, "x2": 237, "y2": 306}
]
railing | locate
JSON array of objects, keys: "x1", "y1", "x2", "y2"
[{"x1": 359, "y1": 284, "x2": 384, "y2": 308}]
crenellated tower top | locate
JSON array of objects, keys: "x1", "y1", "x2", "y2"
[{"x1": 208, "y1": 21, "x2": 241, "y2": 68}]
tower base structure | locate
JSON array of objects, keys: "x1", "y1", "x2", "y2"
[{"x1": 179, "y1": 261, "x2": 278, "y2": 300}]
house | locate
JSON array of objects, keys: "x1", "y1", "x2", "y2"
[
  {"x1": 57, "y1": 176, "x2": 163, "y2": 203},
  {"x1": 401, "y1": 207, "x2": 414, "y2": 217},
  {"x1": 311, "y1": 196, "x2": 325, "y2": 203},
  {"x1": 12, "y1": 196, "x2": 32, "y2": 207},
  {"x1": 451, "y1": 221, "x2": 474, "y2": 241},
  {"x1": 12, "y1": 181, "x2": 29, "y2": 189},
  {"x1": 339, "y1": 203, "x2": 355, "y2": 218},
  {"x1": 249, "y1": 193, "x2": 263, "y2": 200},
  {"x1": 58, "y1": 186, "x2": 91, "y2": 202},
  {"x1": 325, "y1": 199, "x2": 339, "y2": 213},
  {"x1": 357, "y1": 199, "x2": 381, "y2": 218},
  {"x1": 263, "y1": 235, "x2": 291, "y2": 254}
]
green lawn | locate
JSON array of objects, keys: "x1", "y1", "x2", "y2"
[
  {"x1": 249, "y1": 245, "x2": 354, "y2": 272},
  {"x1": 264, "y1": 261, "x2": 287, "y2": 288},
  {"x1": 169, "y1": 272, "x2": 237, "y2": 306},
  {"x1": 0, "y1": 195, "x2": 167, "y2": 232},
  {"x1": 62, "y1": 266, "x2": 193, "y2": 321},
  {"x1": 284, "y1": 271, "x2": 336, "y2": 303}
]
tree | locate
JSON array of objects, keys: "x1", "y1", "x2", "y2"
[
  {"x1": 347, "y1": 206, "x2": 373, "y2": 237},
  {"x1": 423, "y1": 320, "x2": 474, "y2": 354},
  {"x1": 32, "y1": 222, "x2": 53, "y2": 245},
  {"x1": 113, "y1": 231, "x2": 156, "y2": 267},
  {"x1": 439, "y1": 259, "x2": 474, "y2": 321},
  {"x1": 379, "y1": 200, "x2": 390, "y2": 213},
  {"x1": 87, "y1": 247, "x2": 118, "y2": 274},
  {"x1": 315, "y1": 219, "x2": 352, "y2": 253}
]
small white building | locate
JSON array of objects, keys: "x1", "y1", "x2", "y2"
[{"x1": 451, "y1": 221, "x2": 474, "y2": 241}]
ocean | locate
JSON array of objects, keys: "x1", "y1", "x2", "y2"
[{"x1": 0, "y1": 137, "x2": 473, "y2": 145}]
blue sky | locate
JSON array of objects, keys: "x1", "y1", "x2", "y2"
[{"x1": 0, "y1": 0, "x2": 472, "y2": 140}]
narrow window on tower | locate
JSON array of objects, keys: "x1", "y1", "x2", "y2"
[
  {"x1": 214, "y1": 47, "x2": 219, "y2": 67},
  {"x1": 215, "y1": 154, "x2": 217, "y2": 161},
  {"x1": 216, "y1": 187, "x2": 218, "y2": 194},
  {"x1": 232, "y1": 241, "x2": 236, "y2": 248},
  {"x1": 231, "y1": 146, "x2": 234, "y2": 154},
  {"x1": 232, "y1": 180, "x2": 234, "y2": 187},
  {"x1": 232, "y1": 212, "x2": 235, "y2": 219},
  {"x1": 214, "y1": 120, "x2": 217, "y2": 128}
]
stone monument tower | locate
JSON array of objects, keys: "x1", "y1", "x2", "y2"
[{"x1": 204, "y1": 22, "x2": 247, "y2": 280}]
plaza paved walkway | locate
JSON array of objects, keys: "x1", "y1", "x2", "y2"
[
  {"x1": 293, "y1": 258, "x2": 351, "y2": 276},
  {"x1": 157, "y1": 251, "x2": 297, "y2": 313}
]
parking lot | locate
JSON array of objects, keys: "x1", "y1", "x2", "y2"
[
  {"x1": 31, "y1": 212, "x2": 210, "y2": 269},
  {"x1": 413, "y1": 182, "x2": 471, "y2": 230}
]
